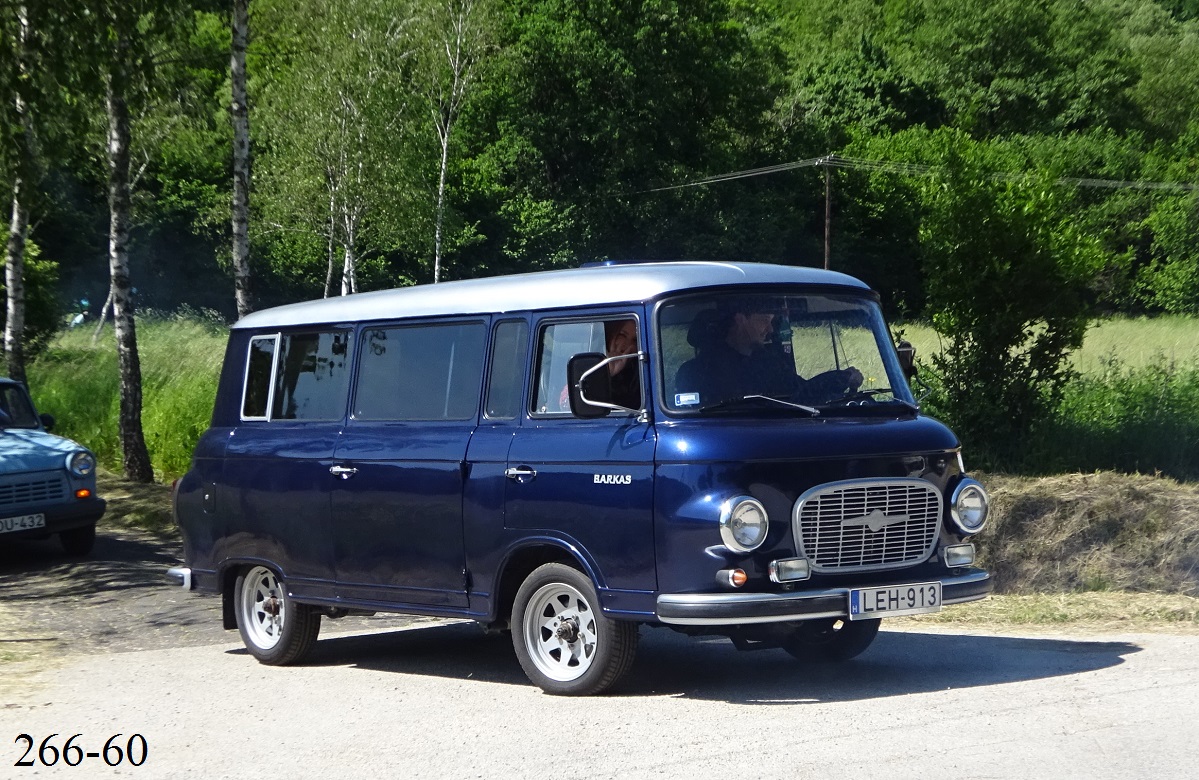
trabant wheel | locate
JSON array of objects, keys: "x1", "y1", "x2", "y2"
[
  {"x1": 783, "y1": 617, "x2": 881, "y2": 662},
  {"x1": 59, "y1": 524, "x2": 96, "y2": 556},
  {"x1": 234, "y1": 565, "x2": 321, "y2": 665},
  {"x1": 511, "y1": 563, "x2": 638, "y2": 696}
]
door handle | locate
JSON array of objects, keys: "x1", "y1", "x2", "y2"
[
  {"x1": 330, "y1": 465, "x2": 358, "y2": 479},
  {"x1": 504, "y1": 466, "x2": 537, "y2": 481}
]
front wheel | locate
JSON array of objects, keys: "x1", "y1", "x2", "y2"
[
  {"x1": 783, "y1": 617, "x2": 880, "y2": 662},
  {"x1": 234, "y1": 565, "x2": 321, "y2": 665},
  {"x1": 511, "y1": 563, "x2": 638, "y2": 695}
]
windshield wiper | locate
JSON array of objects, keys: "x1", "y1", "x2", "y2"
[
  {"x1": 821, "y1": 388, "x2": 919, "y2": 412},
  {"x1": 696, "y1": 395, "x2": 821, "y2": 416}
]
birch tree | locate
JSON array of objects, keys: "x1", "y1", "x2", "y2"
[
  {"x1": 68, "y1": 0, "x2": 192, "y2": 481},
  {"x1": 3, "y1": 3, "x2": 36, "y2": 384},
  {"x1": 418, "y1": 0, "x2": 490, "y2": 283},
  {"x1": 256, "y1": 0, "x2": 420, "y2": 296},
  {"x1": 231, "y1": 0, "x2": 253, "y2": 318}
]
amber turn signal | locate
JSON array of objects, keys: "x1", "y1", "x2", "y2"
[{"x1": 75, "y1": 488, "x2": 92, "y2": 499}]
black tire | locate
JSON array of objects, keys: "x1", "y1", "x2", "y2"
[
  {"x1": 783, "y1": 617, "x2": 881, "y2": 662},
  {"x1": 511, "y1": 563, "x2": 638, "y2": 695},
  {"x1": 59, "y1": 524, "x2": 96, "y2": 556},
  {"x1": 234, "y1": 565, "x2": 321, "y2": 665}
]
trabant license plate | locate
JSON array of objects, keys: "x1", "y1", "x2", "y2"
[
  {"x1": 0, "y1": 513, "x2": 46, "y2": 534},
  {"x1": 848, "y1": 582, "x2": 941, "y2": 620}
]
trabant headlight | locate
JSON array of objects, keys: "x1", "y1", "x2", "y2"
[
  {"x1": 67, "y1": 451, "x2": 96, "y2": 478},
  {"x1": 950, "y1": 479, "x2": 989, "y2": 534},
  {"x1": 719, "y1": 497, "x2": 769, "y2": 553}
]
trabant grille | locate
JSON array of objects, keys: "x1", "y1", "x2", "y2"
[
  {"x1": 0, "y1": 474, "x2": 68, "y2": 510},
  {"x1": 793, "y1": 479, "x2": 942, "y2": 573}
]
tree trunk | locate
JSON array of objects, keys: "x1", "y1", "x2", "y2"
[
  {"x1": 4, "y1": 179, "x2": 28, "y2": 385},
  {"x1": 323, "y1": 185, "x2": 336, "y2": 298},
  {"x1": 106, "y1": 43, "x2": 154, "y2": 483},
  {"x1": 433, "y1": 128, "x2": 449, "y2": 284},
  {"x1": 4, "y1": 4, "x2": 32, "y2": 386},
  {"x1": 92, "y1": 284, "x2": 113, "y2": 344},
  {"x1": 230, "y1": 0, "x2": 253, "y2": 319}
]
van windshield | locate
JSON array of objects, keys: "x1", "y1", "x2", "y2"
[{"x1": 659, "y1": 291, "x2": 915, "y2": 415}]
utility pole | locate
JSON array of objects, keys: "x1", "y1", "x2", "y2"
[{"x1": 824, "y1": 161, "x2": 831, "y2": 271}]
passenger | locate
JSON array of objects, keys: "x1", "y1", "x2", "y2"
[
  {"x1": 604, "y1": 318, "x2": 641, "y2": 410},
  {"x1": 558, "y1": 318, "x2": 642, "y2": 411},
  {"x1": 675, "y1": 298, "x2": 862, "y2": 405}
]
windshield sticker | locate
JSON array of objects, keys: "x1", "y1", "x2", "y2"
[{"x1": 675, "y1": 392, "x2": 700, "y2": 407}]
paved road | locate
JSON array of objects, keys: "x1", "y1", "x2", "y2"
[
  {"x1": 4, "y1": 620, "x2": 1198, "y2": 778},
  {"x1": 3, "y1": 529, "x2": 1197, "y2": 779}
]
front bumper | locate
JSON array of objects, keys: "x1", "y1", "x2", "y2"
[
  {"x1": 656, "y1": 567, "x2": 991, "y2": 626},
  {"x1": 0, "y1": 497, "x2": 107, "y2": 541}
]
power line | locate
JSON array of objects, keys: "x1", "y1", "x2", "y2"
[{"x1": 638, "y1": 153, "x2": 1199, "y2": 193}]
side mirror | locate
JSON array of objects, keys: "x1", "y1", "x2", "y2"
[
  {"x1": 39, "y1": 413, "x2": 55, "y2": 431},
  {"x1": 567, "y1": 353, "x2": 612, "y2": 418},
  {"x1": 896, "y1": 340, "x2": 917, "y2": 381}
]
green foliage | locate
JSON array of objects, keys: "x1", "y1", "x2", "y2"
[
  {"x1": 0, "y1": 241, "x2": 62, "y2": 364},
  {"x1": 853, "y1": 129, "x2": 1103, "y2": 466}
]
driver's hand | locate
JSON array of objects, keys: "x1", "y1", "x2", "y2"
[{"x1": 844, "y1": 367, "x2": 864, "y2": 391}]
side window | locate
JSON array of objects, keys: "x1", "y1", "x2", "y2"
[
  {"x1": 354, "y1": 322, "x2": 487, "y2": 421},
  {"x1": 272, "y1": 331, "x2": 352, "y2": 421},
  {"x1": 485, "y1": 320, "x2": 528, "y2": 420},
  {"x1": 533, "y1": 318, "x2": 641, "y2": 415},
  {"x1": 242, "y1": 336, "x2": 278, "y2": 419}
]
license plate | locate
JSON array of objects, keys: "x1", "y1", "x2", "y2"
[
  {"x1": 848, "y1": 582, "x2": 942, "y2": 620},
  {"x1": 0, "y1": 513, "x2": 46, "y2": 534}
]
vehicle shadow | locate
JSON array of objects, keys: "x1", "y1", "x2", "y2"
[
  {"x1": 269, "y1": 620, "x2": 1141, "y2": 703},
  {"x1": 0, "y1": 529, "x2": 181, "y2": 601}
]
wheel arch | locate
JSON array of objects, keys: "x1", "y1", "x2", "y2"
[{"x1": 490, "y1": 539, "x2": 600, "y2": 627}]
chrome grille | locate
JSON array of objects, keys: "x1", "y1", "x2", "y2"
[
  {"x1": 793, "y1": 479, "x2": 942, "y2": 573},
  {"x1": 0, "y1": 474, "x2": 69, "y2": 510}
]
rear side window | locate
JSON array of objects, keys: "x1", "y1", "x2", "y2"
[
  {"x1": 242, "y1": 336, "x2": 278, "y2": 419},
  {"x1": 354, "y1": 322, "x2": 487, "y2": 421},
  {"x1": 241, "y1": 331, "x2": 352, "y2": 421},
  {"x1": 273, "y1": 332, "x2": 353, "y2": 420}
]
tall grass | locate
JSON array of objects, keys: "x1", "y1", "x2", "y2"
[{"x1": 27, "y1": 314, "x2": 226, "y2": 480}]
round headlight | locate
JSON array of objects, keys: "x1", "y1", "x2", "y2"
[
  {"x1": 719, "y1": 497, "x2": 769, "y2": 553},
  {"x1": 67, "y1": 451, "x2": 96, "y2": 478},
  {"x1": 950, "y1": 479, "x2": 989, "y2": 534}
]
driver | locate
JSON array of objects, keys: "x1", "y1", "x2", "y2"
[{"x1": 675, "y1": 297, "x2": 863, "y2": 406}]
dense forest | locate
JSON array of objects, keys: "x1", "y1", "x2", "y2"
[{"x1": 4, "y1": 0, "x2": 1199, "y2": 477}]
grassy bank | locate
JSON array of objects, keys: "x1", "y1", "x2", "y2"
[{"x1": 28, "y1": 314, "x2": 226, "y2": 480}]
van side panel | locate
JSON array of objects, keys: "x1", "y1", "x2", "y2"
[
  {"x1": 330, "y1": 422, "x2": 470, "y2": 607},
  {"x1": 217, "y1": 420, "x2": 340, "y2": 600}
]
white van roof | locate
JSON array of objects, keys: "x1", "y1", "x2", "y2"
[{"x1": 233, "y1": 261, "x2": 871, "y2": 330}]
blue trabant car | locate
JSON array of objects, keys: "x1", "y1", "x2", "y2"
[
  {"x1": 1, "y1": 378, "x2": 105, "y2": 555},
  {"x1": 169, "y1": 261, "x2": 992, "y2": 695}
]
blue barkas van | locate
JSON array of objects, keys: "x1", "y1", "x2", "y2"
[{"x1": 169, "y1": 261, "x2": 992, "y2": 695}]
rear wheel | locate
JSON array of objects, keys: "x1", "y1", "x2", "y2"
[
  {"x1": 234, "y1": 565, "x2": 321, "y2": 665},
  {"x1": 783, "y1": 617, "x2": 881, "y2": 662},
  {"x1": 59, "y1": 524, "x2": 96, "y2": 556},
  {"x1": 511, "y1": 563, "x2": 638, "y2": 695}
]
